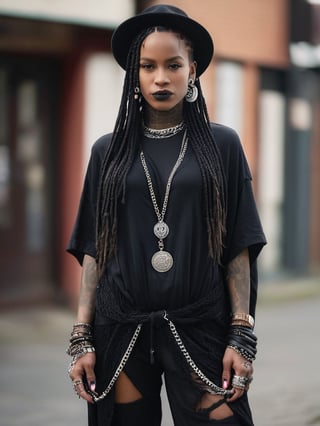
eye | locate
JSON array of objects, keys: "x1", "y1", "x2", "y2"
[
  {"x1": 140, "y1": 63, "x2": 154, "y2": 70},
  {"x1": 169, "y1": 63, "x2": 182, "y2": 70}
]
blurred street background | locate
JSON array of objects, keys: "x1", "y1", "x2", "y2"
[{"x1": 0, "y1": 0, "x2": 320, "y2": 425}]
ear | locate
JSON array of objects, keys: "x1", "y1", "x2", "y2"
[{"x1": 189, "y1": 61, "x2": 197, "y2": 81}]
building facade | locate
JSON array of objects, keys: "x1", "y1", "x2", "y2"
[
  {"x1": 0, "y1": 0, "x2": 319, "y2": 307},
  {"x1": 0, "y1": 1, "x2": 132, "y2": 306}
]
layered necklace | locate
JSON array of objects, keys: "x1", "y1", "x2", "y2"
[
  {"x1": 143, "y1": 121, "x2": 184, "y2": 139},
  {"x1": 140, "y1": 130, "x2": 188, "y2": 272}
]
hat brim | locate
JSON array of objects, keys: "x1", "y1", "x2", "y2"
[{"x1": 111, "y1": 10, "x2": 214, "y2": 77}]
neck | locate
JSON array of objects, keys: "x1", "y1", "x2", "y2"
[{"x1": 144, "y1": 105, "x2": 183, "y2": 129}]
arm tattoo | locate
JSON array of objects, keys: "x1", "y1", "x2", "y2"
[
  {"x1": 226, "y1": 249, "x2": 250, "y2": 313},
  {"x1": 77, "y1": 255, "x2": 98, "y2": 323}
]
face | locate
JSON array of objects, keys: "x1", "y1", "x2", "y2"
[{"x1": 139, "y1": 30, "x2": 196, "y2": 113}]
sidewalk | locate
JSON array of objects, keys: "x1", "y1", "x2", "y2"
[{"x1": 0, "y1": 307, "x2": 86, "y2": 426}]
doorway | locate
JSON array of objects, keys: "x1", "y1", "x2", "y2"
[{"x1": 0, "y1": 57, "x2": 60, "y2": 304}]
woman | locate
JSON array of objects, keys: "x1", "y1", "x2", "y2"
[{"x1": 67, "y1": 4, "x2": 266, "y2": 425}]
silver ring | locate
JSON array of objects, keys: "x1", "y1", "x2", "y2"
[
  {"x1": 72, "y1": 379, "x2": 83, "y2": 394},
  {"x1": 232, "y1": 375, "x2": 249, "y2": 389}
]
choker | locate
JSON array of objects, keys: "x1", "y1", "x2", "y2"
[{"x1": 143, "y1": 122, "x2": 184, "y2": 139}]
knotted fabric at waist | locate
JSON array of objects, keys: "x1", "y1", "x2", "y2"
[{"x1": 95, "y1": 286, "x2": 228, "y2": 328}]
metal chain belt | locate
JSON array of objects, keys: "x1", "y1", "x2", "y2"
[
  {"x1": 92, "y1": 314, "x2": 231, "y2": 402},
  {"x1": 92, "y1": 324, "x2": 142, "y2": 402},
  {"x1": 165, "y1": 316, "x2": 231, "y2": 397}
]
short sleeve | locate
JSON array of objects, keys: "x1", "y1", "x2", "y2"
[
  {"x1": 212, "y1": 123, "x2": 266, "y2": 316},
  {"x1": 212, "y1": 124, "x2": 266, "y2": 265},
  {"x1": 66, "y1": 134, "x2": 111, "y2": 265}
]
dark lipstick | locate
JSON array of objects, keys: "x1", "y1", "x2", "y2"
[{"x1": 152, "y1": 91, "x2": 172, "y2": 101}]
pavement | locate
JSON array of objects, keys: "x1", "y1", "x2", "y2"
[{"x1": 0, "y1": 275, "x2": 319, "y2": 426}]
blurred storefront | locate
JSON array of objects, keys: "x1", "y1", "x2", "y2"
[
  {"x1": 287, "y1": 0, "x2": 320, "y2": 274},
  {"x1": 0, "y1": 0, "x2": 319, "y2": 307},
  {"x1": 0, "y1": 1, "x2": 132, "y2": 306}
]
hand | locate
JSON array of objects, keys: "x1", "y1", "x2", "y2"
[
  {"x1": 69, "y1": 353, "x2": 96, "y2": 403},
  {"x1": 221, "y1": 347, "x2": 253, "y2": 402}
]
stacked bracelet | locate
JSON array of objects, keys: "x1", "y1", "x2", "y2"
[
  {"x1": 227, "y1": 325, "x2": 257, "y2": 362},
  {"x1": 67, "y1": 323, "x2": 95, "y2": 373},
  {"x1": 230, "y1": 313, "x2": 254, "y2": 328}
]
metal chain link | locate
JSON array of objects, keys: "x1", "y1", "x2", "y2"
[
  {"x1": 165, "y1": 316, "x2": 232, "y2": 396},
  {"x1": 140, "y1": 131, "x2": 188, "y2": 223},
  {"x1": 92, "y1": 324, "x2": 142, "y2": 402},
  {"x1": 143, "y1": 121, "x2": 185, "y2": 139}
]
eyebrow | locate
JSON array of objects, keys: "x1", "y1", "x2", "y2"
[{"x1": 139, "y1": 55, "x2": 185, "y2": 62}]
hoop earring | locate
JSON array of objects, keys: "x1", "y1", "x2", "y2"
[
  {"x1": 185, "y1": 79, "x2": 198, "y2": 103},
  {"x1": 134, "y1": 86, "x2": 140, "y2": 100},
  {"x1": 134, "y1": 86, "x2": 143, "y2": 112}
]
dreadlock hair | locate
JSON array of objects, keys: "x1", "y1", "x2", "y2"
[
  {"x1": 96, "y1": 26, "x2": 226, "y2": 277},
  {"x1": 183, "y1": 81, "x2": 226, "y2": 261}
]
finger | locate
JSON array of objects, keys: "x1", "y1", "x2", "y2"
[
  {"x1": 232, "y1": 363, "x2": 253, "y2": 394},
  {"x1": 222, "y1": 356, "x2": 232, "y2": 389},
  {"x1": 73, "y1": 379, "x2": 94, "y2": 404},
  {"x1": 69, "y1": 359, "x2": 84, "y2": 381},
  {"x1": 227, "y1": 387, "x2": 244, "y2": 402},
  {"x1": 84, "y1": 365, "x2": 96, "y2": 393},
  {"x1": 245, "y1": 375, "x2": 253, "y2": 391},
  {"x1": 78, "y1": 384, "x2": 94, "y2": 403},
  {"x1": 228, "y1": 372, "x2": 252, "y2": 401}
]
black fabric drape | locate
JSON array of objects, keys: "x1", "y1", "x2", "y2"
[{"x1": 67, "y1": 123, "x2": 266, "y2": 426}]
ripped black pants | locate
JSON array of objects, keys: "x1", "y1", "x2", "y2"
[{"x1": 110, "y1": 324, "x2": 252, "y2": 426}]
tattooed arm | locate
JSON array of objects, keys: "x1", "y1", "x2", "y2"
[
  {"x1": 77, "y1": 254, "x2": 98, "y2": 323},
  {"x1": 69, "y1": 254, "x2": 98, "y2": 403},
  {"x1": 226, "y1": 248, "x2": 250, "y2": 315},
  {"x1": 221, "y1": 248, "x2": 253, "y2": 402}
]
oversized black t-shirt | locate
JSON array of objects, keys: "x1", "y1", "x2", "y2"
[{"x1": 67, "y1": 123, "x2": 266, "y2": 314}]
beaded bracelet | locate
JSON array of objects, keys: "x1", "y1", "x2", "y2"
[{"x1": 228, "y1": 345, "x2": 255, "y2": 362}]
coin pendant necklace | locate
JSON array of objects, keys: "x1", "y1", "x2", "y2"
[{"x1": 140, "y1": 130, "x2": 188, "y2": 272}]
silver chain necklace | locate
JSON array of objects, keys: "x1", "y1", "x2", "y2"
[
  {"x1": 140, "y1": 131, "x2": 188, "y2": 272},
  {"x1": 143, "y1": 121, "x2": 184, "y2": 139}
]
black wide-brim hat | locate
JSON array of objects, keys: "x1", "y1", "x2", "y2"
[{"x1": 111, "y1": 4, "x2": 214, "y2": 77}]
